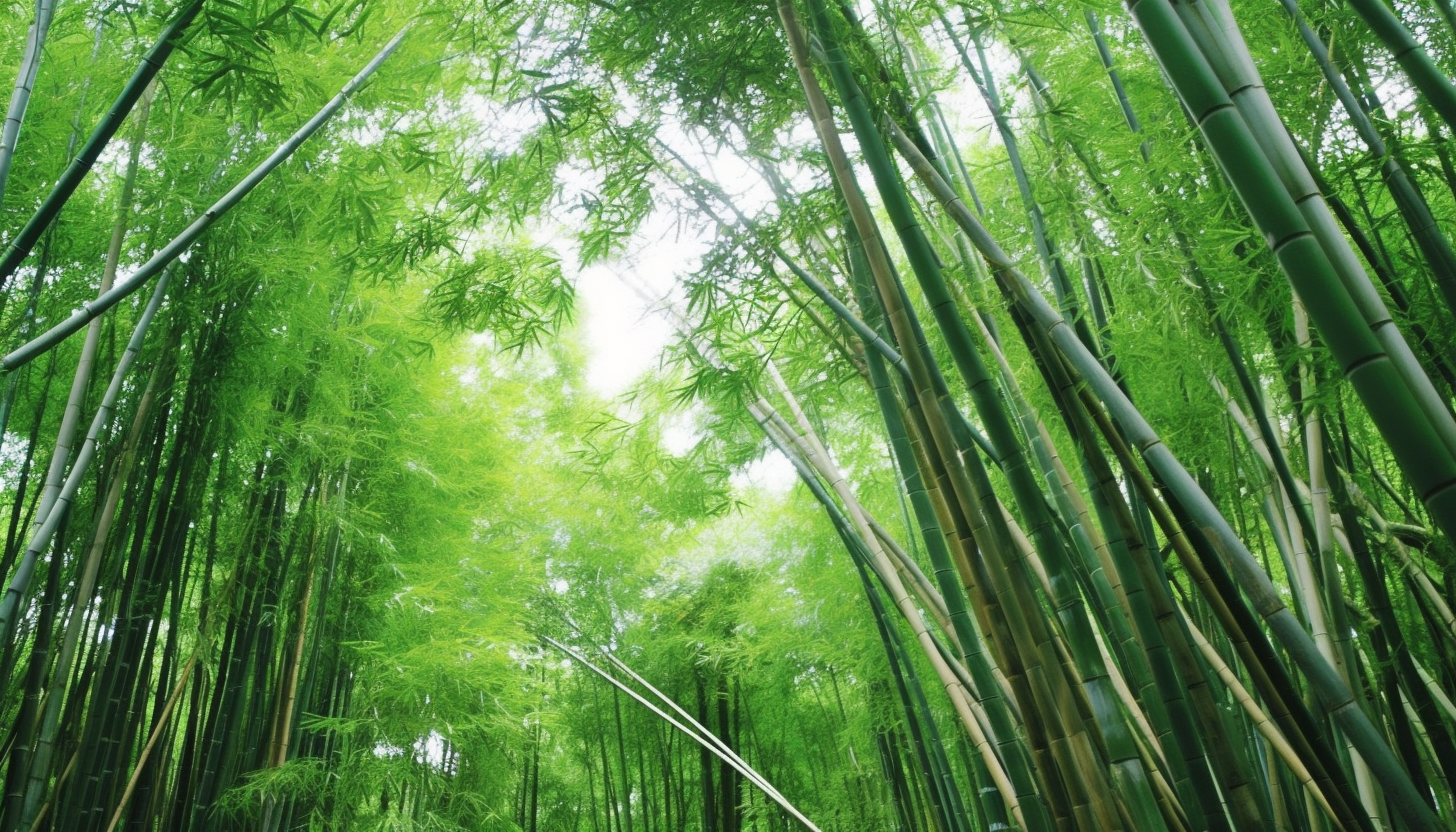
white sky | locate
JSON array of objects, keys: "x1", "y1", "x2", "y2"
[
  {"x1": 569, "y1": 213, "x2": 802, "y2": 493},
  {"x1": 573, "y1": 222, "x2": 685, "y2": 400},
  {"x1": 551, "y1": 14, "x2": 1009, "y2": 496}
]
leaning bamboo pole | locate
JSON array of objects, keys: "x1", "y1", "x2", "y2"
[
  {"x1": 778, "y1": 6, "x2": 1075, "y2": 829},
  {"x1": 619, "y1": 254, "x2": 1028, "y2": 829},
  {"x1": 0, "y1": 23, "x2": 411, "y2": 371},
  {"x1": 804, "y1": 11, "x2": 1140, "y2": 831},
  {"x1": 753, "y1": 402, "x2": 1018, "y2": 831},
  {"x1": 0, "y1": 0, "x2": 56, "y2": 212},
  {"x1": 0, "y1": 0, "x2": 203, "y2": 288},
  {"x1": 0, "y1": 271, "x2": 170, "y2": 651},
  {"x1": 1178, "y1": 599, "x2": 1339, "y2": 827},
  {"x1": 754, "y1": 410, "x2": 991, "y2": 832},
  {"x1": 1345, "y1": 0, "x2": 1456, "y2": 135},
  {"x1": 887, "y1": 91, "x2": 1442, "y2": 831},
  {"x1": 544, "y1": 636, "x2": 824, "y2": 832},
  {"x1": 1172, "y1": 0, "x2": 1456, "y2": 487},
  {"x1": 1273, "y1": 0, "x2": 1456, "y2": 327}
]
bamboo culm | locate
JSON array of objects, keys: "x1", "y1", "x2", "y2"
[{"x1": 0, "y1": 23, "x2": 411, "y2": 371}]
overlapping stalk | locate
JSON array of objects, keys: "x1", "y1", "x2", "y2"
[
  {"x1": 887, "y1": 60, "x2": 1442, "y2": 831},
  {"x1": 1, "y1": 23, "x2": 410, "y2": 372},
  {"x1": 1274, "y1": 0, "x2": 1456, "y2": 326},
  {"x1": 0, "y1": 0, "x2": 203, "y2": 290}
]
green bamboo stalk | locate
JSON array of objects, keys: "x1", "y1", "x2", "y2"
[
  {"x1": 0, "y1": 0, "x2": 56, "y2": 212},
  {"x1": 1346, "y1": 0, "x2": 1456, "y2": 134},
  {"x1": 1330, "y1": 451, "x2": 1455, "y2": 805},
  {"x1": 631, "y1": 237, "x2": 1015, "y2": 827},
  {"x1": 1086, "y1": 9, "x2": 1151, "y2": 160},
  {"x1": 19, "y1": 359, "x2": 161, "y2": 829},
  {"x1": 1076, "y1": 6, "x2": 1165, "y2": 556},
  {"x1": 810, "y1": 7, "x2": 1168, "y2": 828},
  {"x1": 888, "y1": 63, "x2": 1443, "y2": 829},
  {"x1": 1177, "y1": 597, "x2": 1344, "y2": 828},
  {"x1": 756, "y1": 351, "x2": 1029, "y2": 829},
  {"x1": 762, "y1": 421, "x2": 976, "y2": 832},
  {"x1": 0, "y1": 269, "x2": 170, "y2": 650},
  {"x1": 980, "y1": 294, "x2": 1189, "y2": 829},
  {"x1": 0, "y1": 0, "x2": 202, "y2": 289},
  {"x1": 0, "y1": 23, "x2": 410, "y2": 372},
  {"x1": 1180, "y1": 0, "x2": 1456, "y2": 471},
  {"x1": 0, "y1": 90, "x2": 154, "y2": 684},
  {"x1": 1275, "y1": 0, "x2": 1456, "y2": 327},
  {"x1": 1098, "y1": 374, "x2": 1374, "y2": 832},
  {"x1": 843, "y1": 219, "x2": 1049, "y2": 830},
  {"x1": 785, "y1": 5, "x2": 1108, "y2": 827},
  {"x1": 761, "y1": 402, "x2": 1007, "y2": 832}
]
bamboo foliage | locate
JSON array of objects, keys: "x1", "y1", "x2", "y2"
[{"x1": 3, "y1": 0, "x2": 1456, "y2": 830}]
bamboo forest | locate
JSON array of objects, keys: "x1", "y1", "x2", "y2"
[{"x1": 13, "y1": 0, "x2": 1456, "y2": 830}]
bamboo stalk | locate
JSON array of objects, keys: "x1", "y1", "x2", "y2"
[
  {"x1": 0, "y1": 0, "x2": 202, "y2": 287},
  {"x1": 0, "y1": 269, "x2": 171, "y2": 649},
  {"x1": 0, "y1": 0, "x2": 56, "y2": 213},
  {"x1": 0, "y1": 23, "x2": 411, "y2": 371},
  {"x1": 888, "y1": 101, "x2": 1438, "y2": 832},
  {"x1": 1346, "y1": 0, "x2": 1456, "y2": 134},
  {"x1": 544, "y1": 636, "x2": 824, "y2": 832},
  {"x1": 102, "y1": 649, "x2": 200, "y2": 832}
]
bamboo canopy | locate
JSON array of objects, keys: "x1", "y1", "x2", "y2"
[{"x1": 0, "y1": 0, "x2": 1453, "y2": 830}]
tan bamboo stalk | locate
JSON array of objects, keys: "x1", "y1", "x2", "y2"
[
  {"x1": 1211, "y1": 376, "x2": 1364, "y2": 565},
  {"x1": 257, "y1": 510, "x2": 325, "y2": 831},
  {"x1": 894, "y1": 387, "x2": 1006, "y2": 655},
  {"x1": 868, "y1": 520, "x2": 960, "y2": 650},
  {"x1": 750, "y1": 398, "x2": 1026, "y2": 827},
  {"x1": 102, "y1": 649, "x2": 200, "y2": 832},
  {"x1": 1179, "y1": 601, "x2": 1339, "y2": 826},
  {"x1": 896, "y1": 400, "x2": 1028, "y2": 722},
  {"x1": 886, "y1": 115, "x2": 1267, "y2": 829},
  {"x1": 779, "y1": 10, "x2": 1116, "y2": 826},
  {"x1": 269, "y1": 529, "x2": 318, "y2": 769},
  {"x1": 759, "y1": 362, "x2": 961, "y2": 648},
  {"x1": 616, "y1": 262, "x2": 1025, "y2": 822},
  {"x1": 1293, "y1": 300, "x2": 1346, "y2": 670},
  {"x1": 961, "y1": 262, "x2": 1178, "y2": 792},
  {"x1": 759, "y1": 412, "x2": 1023, "y2": 826},
  {"x1": 1292, "y1": 299, "x2": 1385, "y2": 829},
  {"x1": 889, "y1": 103, "x2": 1431, "y2": 826}
]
